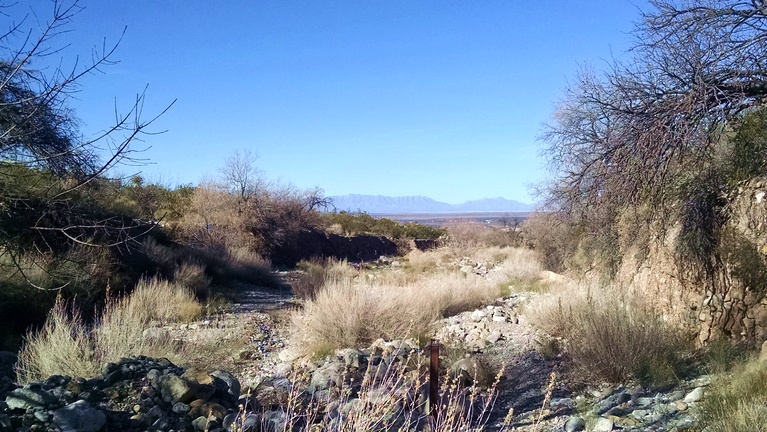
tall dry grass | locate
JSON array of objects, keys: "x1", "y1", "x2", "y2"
[
  {"x1": 700, "y1": 356, "x2": 767, "y2": 432},
  {"x1": 292, "y1": 258, "x2": 357, "y2": 300},
  {"x1": 16, "y1": 278, "x2": 201, "y2": 384},
  {"x1": 228, "y1": 351, "x2": 503, "y2": 432},
  {"x1": 529, "y1": 281, "x2": 691, "y2": 386},
  {"x1": 291, "y1": 246, "x2": 539, "y2": 357}
]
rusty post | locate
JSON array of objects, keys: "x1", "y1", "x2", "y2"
[{"x1": 429, "y1": 338, "x2": 440, "y2": 420}]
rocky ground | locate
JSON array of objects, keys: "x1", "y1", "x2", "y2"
[{"x1": 0, "y1": 259, "x2": 714, "y2": 431}]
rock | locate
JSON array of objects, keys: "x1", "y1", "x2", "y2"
[
  {"x1": 594, "y1": 390, "x2": 631, "y2": 415},
  {"x1": 172, "y1": 402, "x2": 190, "y2": 414},
  {"x1": 666, "y1": 390, "x2": 685, "y2": 401},
  {"x1": 634, "y1": 396, "x2": 654, "y2": 407},
  {"x1": 211, "y1": 370, "x2": 241, "y2": 406},
  {"x1": 592, "y1": 416, "x2": 614, "y2": 432},
  {"x1": 224, "y1": 412, "x2": 259, "y2": 431},
  {"x1": 676, "y1": 400, "x2": 689, "y2": 411},
  {"x1": 338, "y1": 348, "x2": 367, "y2": 369},
  {"x1": 261, "y1": 410, "x2": 287, "y2": 432},
  {"x1": 486, "y1": 330, "x2": 502, "y2": 344},
  {"x1": 449, "y1": 356, "x2": 485, "y2": 385},
  {"x1": 684, "y1": 387, "x2": 704, "y2": 403},
  {"x1": 310, "y1": 361, "x2": 343, "y2": 391},
  {"x1": 157, "y1": 373, "x2": 196, "y2": 404},
  {"x1": 277, "y1": 346, "x2": 301, "y2": 363},
  {"x1": 188, "y1": 399, "x2": 226, "y2": 420},
  {"x1": 0, "y1": 414, "x2": 11, "y2": 430},
  {"x1": 606, "y1": 406, "x2": 627, "y2": 416},
  {"x1": 146, "y1": 405, "x2": 164, "y2": 420},
  {"x1": 272, "y1": 363, "x2": 293, "y2": 379},
  {"x1": 564, "y1": 415, "x2": 586, "y2": 431},
  {"x1": 470, "y1": 310, "x2": 486, "y2": 322},
  {"x1": 51, "y1": 400, "x2": 106, "y2": 432},
  {"x1": 5, "y1": 387, "x2": 57, "y2": 410},
  {"x1": 182, "y1": 368, "x2": 216, "y2": 401},
  {"x1": 191, "y1": 415, "x2": 210, "y2": 431}
]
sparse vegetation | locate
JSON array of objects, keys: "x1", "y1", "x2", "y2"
[
  {"x1": 530, "y1": 282, "x2": 692, "y2": 386},
  {"x1": 292, "y1": 258, "x2": 357, "y2": 300},
  {"x1": 16, "y1": 278, "x2": 200, "y2": 383},
  {"x1": 290, "y1": 248, "x2": 518, "y2": 356},
  {"x1": 700, "y1": 356, "x2": 767, "y2": 432},
  {"x1": 322, "y1": 211, "x2": 446, "y2": 240},
  {"x1": 445, "y1": 222, "x2": 521, "y2": 251}
]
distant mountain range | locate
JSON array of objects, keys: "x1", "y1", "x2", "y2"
[{"x1": 328, "y1": 194, "x2": 534, "y2": 214}]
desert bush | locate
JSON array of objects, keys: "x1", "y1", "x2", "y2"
[
  {"x1": 172, "y1": 261, "x2": 211, "y2": 296},
  {"x1": 530, "y1": 283, "x2": 691, "y2": 386},
  {"x1": 700, "y1": 357, "x2": 767, "y2": 432},
  {"x1": 445, "y1": 222, "x2": 519, "y2": 251},
  {"x1": 141, "y1": 236, "x2": 282, "y2": 291},
  {"x1": 0, "y1": 243, "x2": 123, "y2": 350},
  {"x1": 16, "y1": 278, "x2": 200, "y2": 383},
  {"x1": 404, "y1": 248, "x2": 444, "y2": 274},
  {"x1": 321, "y1": 211, "x2": 445, "y2": 240},
  {"x1": 215, "y1": 245, "x2": 282, "y2": 288}
]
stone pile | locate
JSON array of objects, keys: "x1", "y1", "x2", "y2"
[
  {"x1": 507, "y1": 378, "x2": 709, "y2": 432},
  {"x1": 1, "y1": 355, "x2": 240, "y2": 432},
  {"x1": 435, "y1": 296, "x2": 522, "y2": 352},
  {"x1": 246, "y1": 339, "x2": 434, "y2": 431}
]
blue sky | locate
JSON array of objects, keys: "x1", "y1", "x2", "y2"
[{"x1": 12, "y1": 1, "x2": 645, "y2": 204}]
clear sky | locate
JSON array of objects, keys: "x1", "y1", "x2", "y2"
[{"x1": 10, "y1": 1, "x2": 646, "y2": 204}]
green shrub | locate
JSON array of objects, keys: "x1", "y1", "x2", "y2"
[
  {"x1": 321, "y1": 211, "x2": 445, "y2": 239},
  {"x1": 702, "y1": 338, "x2": 751, "y2": 374}
]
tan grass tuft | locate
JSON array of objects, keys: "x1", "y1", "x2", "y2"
[
  {"x1": 16, "y1": 278, "x2": 201, "y2": 383},
  {"x1": 529, "y1": 282, "x2": 691, "y2": 385},
  {"x1": 15, "y1": 297, "x2": 99, "y2": 383},
  {"x1": 291, "y1": 263, "x2": 500, "y2": 356}
]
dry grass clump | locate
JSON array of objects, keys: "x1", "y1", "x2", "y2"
[
  {"x1": 700, "y1": 357, "x2": 767, "y2": 431},
  {"x1": 16, "y1": 278, "x2": 200, "y2": 384},
  {"x1": 492, "y1": 247, "x2": 547, "y2": 294},
  {"x1": 530, "y1": 283, "x2": 691, "y2": 386},
  {"x1": 404, "y1": 248, "x2": 446, "y2": 274},
  {"x1": 292, "y1": 258, "x2": 356, "y2": 300},
  {"x1": 291, "y1": 270, "x2": 499, "y2": 356},
  {"x1": 290, "y1": 245, "x2": 543, "y2": 357},
  {"x1": 217, "y1": 245, "x2": 281, "y2": 288},
  {"x1": 172, "y1": 261, "x2": 211, "y2": 296},
  {"x1": 15, "y1": 298, "x2": 100, "y2": 382}
]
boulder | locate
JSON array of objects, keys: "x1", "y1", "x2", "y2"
[{"x1": 52, "y1": 400, "x2": 106, "y2": 432}]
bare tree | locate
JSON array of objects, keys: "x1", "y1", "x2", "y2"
[
  {"x1": 218, "y1": 149, "x2": 263, "y2": 202},
  {"x1": 0, "y1": 1, "x2": 173, "y2": 289},
  {"x1": 541, "y1": 0, "x2": 767, "y2": 218}
]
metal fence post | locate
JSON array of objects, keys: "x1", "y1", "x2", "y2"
[{"x1": 429, "y1": 338, "x2": 440, "y2": 420}]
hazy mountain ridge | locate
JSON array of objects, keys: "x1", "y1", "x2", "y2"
[{"x1": 328, "y1": 194, "x2": 533, "y2": 214}]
